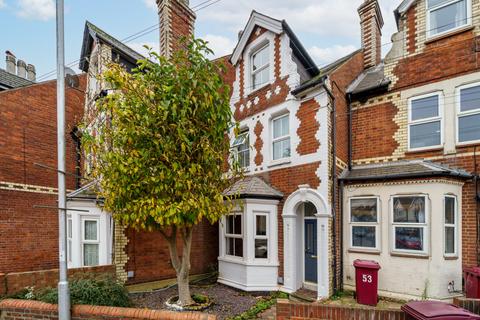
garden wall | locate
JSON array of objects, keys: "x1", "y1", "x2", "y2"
[
  {"x1": 276, "y1": 299, "x2": 405, "y2": 320},
  {"x1": 0, "y1": 299, "x2": 216, "y2": 320},
  {"x1": 0, "y1": 265, "x2": 115, "y2": 296},
  {"x1": 454, "y1": 297, "x2": 480, "y2": 315}
]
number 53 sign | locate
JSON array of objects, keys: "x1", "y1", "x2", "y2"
[{"x1": 362, "y1": 274, "x2": 373, "y2": 283}]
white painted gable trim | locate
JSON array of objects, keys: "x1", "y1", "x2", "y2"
[
  {"x1": 397, "y1": 0, "x2": 417, "y2": 16},
  {"x1": 231, "y1": 11, "x2": 283, "y2": 65}
]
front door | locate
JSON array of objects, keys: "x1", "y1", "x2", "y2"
[{"x1": 304, "y1": 219, "x2": 318, "y2": 283}]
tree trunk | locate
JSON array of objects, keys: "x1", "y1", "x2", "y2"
[{"x1": 161, "y1": 225, "x2": 195, "y2": 306}]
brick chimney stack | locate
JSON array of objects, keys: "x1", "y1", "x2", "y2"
[
  {"x1": 5, "y1": 51, "x2": 16, "y2": 74},
  {"x1": 156, "y1": 0, "x2": 196, "y2": 58},
  {"x1": 358, "y1": 0, "x2": 384, "y2": 69}
]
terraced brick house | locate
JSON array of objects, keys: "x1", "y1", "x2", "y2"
[
  {"x1": 341, "y1": 0, "x2": 480, "y2": 301},
  {"x1": 219, "y1": 11, "x2": 365, "y2": 299}
]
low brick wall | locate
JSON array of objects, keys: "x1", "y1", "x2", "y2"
[
  {"x1": 276, "y1": 299, "x2": 405, "y2": 320},
  {"x1": 454, "y1": 297, "x2": 480, "y2": 315},
  {"x1": 1, "y1": 265, "x2": 115, "y2": 296},
  {"x1": 0, "y1": 299, "x2": 216, "y2": 320}
]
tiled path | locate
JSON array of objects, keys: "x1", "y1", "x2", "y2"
[{"x1": 258, "y1": 305, "x2": 276, "y2": 319}]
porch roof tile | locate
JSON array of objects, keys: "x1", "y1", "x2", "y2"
[{"x1": 224, "y1": 176, "x2": 283, "y2": 200}]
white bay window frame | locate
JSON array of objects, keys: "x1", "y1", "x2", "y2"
[
  {"x1": 391, "y1": 195, "x2": 429, "y2": 256},
  {"x1": 444, "y1": 195, "x2": 458, "y2": 257},
  {"x1": 426, "y1": 0, "x2": 471, "y2": 38},
  {"x1": 408, "y1": 92, "x2": 443, "y2": 151},
  {"x1": 231, "y1": 130, "x2": 250, "y2": 170},
  {"x1": 224, "y1": 212, "x2": 244, "y2": 259},
  {"x1": 456, "y1": 82, "x2": 480, "y2": 145},
  {"x1": 254, "y1": 213, "x2": 269, "y2": 260},
  {"x1": 349, "y1": 197, "x2": 380, "y2": 252},
  {"x1": 82, "y1": 217, "x2": 100, "y2": 267},
  {"x1": 251, "y1": 44, "x2": 270, "y2": 92}
]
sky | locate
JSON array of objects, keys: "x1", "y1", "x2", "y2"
[{"x1": 0, "y1": 0, "x2": 401, "y2": 81}]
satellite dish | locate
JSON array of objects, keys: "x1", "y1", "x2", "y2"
[{"x1": 65, "y1": 67, "x2": 80, "y2": 89}]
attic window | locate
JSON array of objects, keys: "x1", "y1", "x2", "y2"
[
  {"x1": 251, "y1": 44, "x2": 270, "y2": 90},
  {"x1": 427, "y1": 0, "x2": 470, "y2": 38}
]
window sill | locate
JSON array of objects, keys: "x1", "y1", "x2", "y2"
[
  {"x1": 390, "y1": 252, "x2": 430, "y2": 259},
  {"x1": 405, "y1": 146, "x2": 443, "y2": 154},
  {"x1": 246, "y1": 82, "x2": 272, "y2": 97},
  {"x1": 267, "y1": 158, "x2": 291, "y2": 168},
  {"x1": 425, "y1": 25, "x2": 474, "y2": 45},
  {"x1": 444, "y1": 255, "x2": 459, "y2": 260},
  {"x1": 348, "y1": 248, "x2": 381, "y2": 255},
  {"x1": 218, "y1": 256, "x2": 279, "y2": 267},
  {"x1": 456, "y1": 141, "x2": 480, "y2": 148}
]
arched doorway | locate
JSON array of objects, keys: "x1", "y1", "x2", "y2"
[{"x1": 282, "y1": 185, "x2": 330, "y2": 299}]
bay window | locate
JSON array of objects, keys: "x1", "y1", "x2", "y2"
[
  {"x1": 82, "y1": 218, "x2": 100, "y2": 266},
  {"x1": 225, "y1": 213, "x2": 243, "y2": 258},
  {"x1": 457, "y1": 83, "x2": 480, "y2": 144},
  {"x1": 408, "y1": 93, "x2": 443, "y2": 150},
  {"x1": 254, "y1": 214, "x2": 268, "y2": 259},
  {"x1": 444, "y1": 196, "x2": 457, "y2": 256},
  {"x1": 427, "y1": 0, "x2": 470, "y2": 38},
  {"x1": 350, "y1": 198, "x2": 379, "y2": 250},
  {"x1": 251, "y1": 44, "x2": 270, "y2": 91},
  {"x1": 392, "y1": 196, "x2": 428, "y2": 254},
  {"x1": 272, "y1": 114, "x2": 291, "y2": 160}
]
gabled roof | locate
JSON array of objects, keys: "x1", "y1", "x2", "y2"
[
  {"x1": 346, "y1": 62, "x2": 390, "y2": 97},
  {"x1": 340, "y1": 160, "x2": 472, "y2": 182},
  {"x1": 0, "y1": 68, "x2": 33, "y2": 90},
  {"x1": 292, "y1": 49, "x2": 362, "y2": 96},
  {"x1": 224, "y1": 176, "x2": 283, "y2": 200},
  {"x1": 67, "y1": 180, "x2": 100, "y2": 201},
  {"x1": 230, "y1": 11, "x2": 319, "y2": 78},
  {"x1": 79, "y1": 21, "x2": 145, "y2": 72}
]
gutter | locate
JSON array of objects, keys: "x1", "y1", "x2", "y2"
[
  {"x1": 291, "y1": 76, "x2": 327, "y2": 97},
  {"x1": 339, "y1": 171, "x2": 473, "y2": 182}
]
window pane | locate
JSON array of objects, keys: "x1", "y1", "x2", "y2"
[
  {"x1": 273, "y1": 138, "x2": 291, "y2": 160},
  {"x1": 445, "y1": 226, "x2": 455, "y2": 254},
  {"x1": 253, "y1": 46, "x2": 268, "y2": 70},
  {"x1": 351, "y1": 198, "x2": 378, "y2": 222},
  {"x1": 460, "y1": 86, "x2": 480, "y2": 112},
  {"x1": 84, "y1": 220, "x2": 98, "y2": 241},
  {"x1": 273, "y1": 116, "x2": 288, "y2": 139},
  {"x1": 304, "y1": 202, "x2": 317, "y2": 217},
  {"x1": 430, "y1": 0, "x2": 467, "y2": 35},
  {"x1": 68, "y1": 240, "x2": 72, "y2": 263},
  {"x1": 255, "y1": 239, "x2": 268, "y2": 259},
  {"x1": 395, "y1": 227, "x2": 424, "y2": 251},
  {"x1": 226, "y1": 216, "x2": 234, "y2": 234},
  {"x1": 67, "y1": 219, "x2": 72, "y2": 238},
  {"x1": 83, "y1": 244, "x2": 99, "y2": 266},
  {"x1": 282, "y1": 138, "x2": 291, "y2": 158},
  {"x1": 410, "y1": 121, "x2": 441, "y2": 148},
  {"x1": 234, "y1": 239, "x2": 243, "y2": 257},
  {"x1": 238, "y1": 149, "x2": 250, "y2": 168},
  {"x1": 393, "y1": 197, "x2": 426, "y2": 223},
  {"x1": 281, "y1": 115, "x2": 289, "y2": 136},
  {"x1": 226, "y1": 237, "x2": 234, "y2": 255},
  {"x1": 234, "y1": 214, "x2": 242, "y2": 235},
  {"x1": 428, "y1": 0, "x2": 455, "y2": 8},
  {"x1": 445, "y1": 197, "x2": 456, "y2": 224},
  {"x1": 459, "y1": 114, "x2": 480, "y2": 142},
  {"x1": 256, "y1": 215, "x2": 267, "y2": 236},
  {"x1": 352, "y1": 226, "x2": 376, "y2": 248},
  {"x1": 253, "y1": 67, "x2": 269, "y2": 89},
  {"x1": 411, "y1": 96, "x2": 439, "y2": 120}
]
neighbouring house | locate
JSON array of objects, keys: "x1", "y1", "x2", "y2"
[
  {"x1": 0, "y1": 51, "x2": 35, "y2": 91},
  {"x1": 68, "y1": 0, "x2": 230, "y2": 285},
  {"x1": 340, "y1": 0, "x2": 480, "y2": 301},
  {"x1": 219, "y1": 10, "x2": 364, "y2": 298},
  {"x1": 0, "y1": 53, "x2": 85, "y2": 275}
]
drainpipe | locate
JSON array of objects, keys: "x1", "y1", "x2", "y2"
[
  {"x1": 322, "y1": 81, "x2": 338, "y2": 294},
  {"x1": 339, "y1": 179, "x2": 345, "y2": 291},
  {"x1": 347, "y1": 94, "x2": 353, "y2": 171},
  {"x1": 475, "y1": 146, "x2": 480, "y2": 266}
]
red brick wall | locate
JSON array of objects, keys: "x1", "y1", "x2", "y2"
[
  {"x1": 296, "y1": 99, "x2": 320, "y2": 156},
  {"x1": 0, "y1": 299, "x2": 216, "y2": 320},
  {"x1": 125, "y1": 221, "x2": 218, "y2": 284},
  {"x1": 276, "y1": 299, "x2": 405, "y2": 320},
  {"x1": 254, "y1": 121, "x2": 264, "y2": 166},
  {"x1": 1, "y1": 265, "x2": 114, "y2": 296},
  {"x1": 0, "y1": 78, "x2": 85, "y2": 274}
]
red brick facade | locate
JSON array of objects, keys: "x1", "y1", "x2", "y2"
[
  {"x1": 296, "y1": 100, "x2": 320, "y2": 156},
  {"x1": 0, "y1": 78, "x2": 85, "y2": 274}
]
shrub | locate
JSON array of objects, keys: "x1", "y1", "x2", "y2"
[{"x1": 11, "y1": 273, "x2": 131, "y2": 307}]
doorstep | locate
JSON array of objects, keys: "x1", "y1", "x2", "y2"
[{"x1": 290, "y1": 288, "x2": 318, "y2": 303}]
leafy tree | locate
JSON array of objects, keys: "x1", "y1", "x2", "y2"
[{"x1": 82, "y1": 39, "x2": 240, "y2": 306}]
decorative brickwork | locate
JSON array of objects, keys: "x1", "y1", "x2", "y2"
[
  {"x1": 358, "y1": 0, "x2": 384, "y2": 69},
  {"x1": 296, "y1": 99, "x2": 320, "y2": 155},
  {"x1": 114, "y1": 224, "x2": 129, "y2": 282},
  {"x1": 254, "y1": 121, "x2": 264, "y2": 166}
]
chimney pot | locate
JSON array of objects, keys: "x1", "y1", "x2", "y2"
[
  {"x1": 5, "y1": 51, "x2": 16, "y2": 75},
  {"x1": 17, "y1": 60, "x2": 27, "y2": 78},
  {"x1": 27, "y1": 64, "x2": 36, "y2": 82}
]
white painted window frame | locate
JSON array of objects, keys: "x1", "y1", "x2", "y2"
[
  {"x1": 224, "y1": 212, "x2": 244, "y2": 259},
  {"x1": 67, "y1": 215, "x2": 73, "y2": 263},
  {"x1": 251, "y1": 43, "x2": 270, "y2": 92},
  {"x1": 271, "y1": 113, "x2": 291, "y2": 162},
  {"x1": 349, "y1": 197, "x2": 381, "y2": 252},
  {"x1": 390, "y1": 195, "x2": 430, "y2": 256},
  {"x1": 243, "y1": 32, "x2": 275, "y2": 96},
  {"x1": 231, "y1": 129, "x2": 251, "y2": 170},
  {"x1": 254, "y1": 212, "x2": 269, "y2": 260},
  {"x1": 443, "y1": 195, "x2": 458, "y2": 257},
  {"x1": 426, "y1": 0, "x2": 471, "y2": 39},
  {"x1": 81, "y1": 216, "x2": 100, "y2": 267},
  {"x1": 407, "y1": 91, "x2": 444, "y2": 152},
  {"x1": 456, "y1": 81, "x2": 480, "y2": 145}
]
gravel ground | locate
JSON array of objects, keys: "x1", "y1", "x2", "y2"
[{"x1": 130, "y1": 283, "x2": 267, "y2": 320}]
